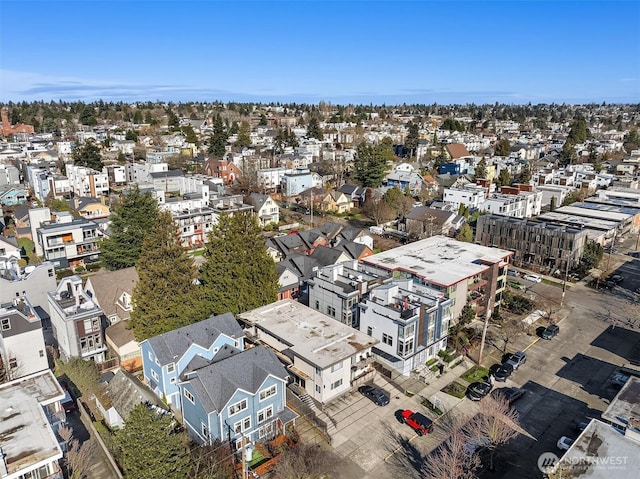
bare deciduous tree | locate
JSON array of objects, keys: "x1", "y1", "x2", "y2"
[
  {"x1": 188, "y1": 440, "x2": 236, "y2": 479},
  {"x1": 58, "y1": 425, "x2": 96, "y2": 479},
  {"x1": 468, "y1": 395, "x2": 520, "y2": 471},
  {"x1": 423, "y1": 429, "x2": 481, "y2": 479},
  {"x1": 272, "y1": 441, "x2": 336, "y2": 479},
  {"x1": 492, "y1": 318, "x2": 525, "y2": 355},
  {"x1": 362, "y1": 190, "x2": 394, "y2": 226}
]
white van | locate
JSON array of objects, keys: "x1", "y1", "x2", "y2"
[{"x1": 523, "y1": 274, "x2": 542, "y2": 283}]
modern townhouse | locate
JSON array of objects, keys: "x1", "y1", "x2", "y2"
[
  {"x1": 0, "y1": 296, "x2": 48, "y2": 380},
  {"x1": 65, "y1": 164, "x2": 109, "y2": 198},
  {"x1": 48, "y1": 276, "x2": 107, "y2": 362},
  {"x1": 0, "y1": 255, "x2": 56, "y2": 318},
  {"x1": 33, "y1": 209, "x2": 101, "y2": 269},
  {"x1": 360, "y1": 236, "x2": 513, "y2": 321},
  {"x1": 180, "y1": 345, "x2": 297, "y2": 447},
  {"x1": 475, "y1": 215, "x2": 588, "y2": 274},
  {"x1": 443, "y1": 184, "x2": 488, "y2": 211},
  {"x1": 141, "y1": 313, "x2": 245, "y2": 409},
  {"x1": 239, "y1": 300, "x2": 379, "y2": 405},
  {"x1": 358, "y1": 280, "x2": 454, "y2": 376}
]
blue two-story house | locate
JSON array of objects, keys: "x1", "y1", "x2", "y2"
[
  {"x1": 179, "y1": 345, "x2": 297, "y2": 447},
  {"x1": 141, "y1": 313, "x2": 244, "y2": 409}
]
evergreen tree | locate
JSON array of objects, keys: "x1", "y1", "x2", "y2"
[
  {"x1": 306, "y1": 116, "x2": 324, "y2": 141},
  {"x1": 518, "y1": 163, "x2": 532, "y2": 184},
  {"x1": 274, "y1": 128, "x2": 287, "y2": 154},
  {"x1": 475, "y1": 157, "x2": 488, "y2": 179},
  {"x1": 567, "y1": 118, "x2": 590, "y2": 143},
  {"x1": 496, "y1": 168, "x2": 512, "y2": 187},
  {"x1": 113, "y1": 404, "x2": 189, "y2": 479},
  {"x1": 352, "y1": 138, "x2": 393, "y2": 187},
  {"x1": 208, "y1": 115, "x2": 228, "y2": 157},
  {"x1": 494, "y1": 138, "x2": 511, "y2": 156},
  {"x1": 100, "y1": 187, "x2": 160, "y2": 270},
  {"x1": 405, "y1": 121, "x2": 420, "y2": 157},
  {"x1": 455, "y1": 223, "x2": 473, "y2": 242},
  {"x1": 130, "y1": 211, "x2": 202, "y2": 340},
  {"x1": 235, "y1": 121, "x2": 252, "y2": 148},
  {"x1": 72, "y1": 139, "x2": 104, "y2": 171},
  {"x1": 258, "y1": 113, "x2": 268, "y2": 126},
  {"x1": 199, "y1": 213, "x2": 278, "y2": 316},
  {"x1": 559, "y1": 140, "x2": 577, "y2": 166}
]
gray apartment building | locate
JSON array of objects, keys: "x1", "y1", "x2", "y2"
[{"x1": 475, "y1": 214, "x2": 588, "y2": 274}]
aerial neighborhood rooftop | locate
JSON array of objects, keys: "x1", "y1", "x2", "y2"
[{"x1": 1, "y1": 100, "x2": 640, "y2": 479}]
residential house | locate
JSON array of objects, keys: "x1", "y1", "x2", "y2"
[
  {"x1": 85, "y1": 267, "x2": 141, "y2": 371},
  {"x1": 0, "y1": 234, "x2": 20, "y2": 258},
  {"x1": 443, "y1": 184, "x2": 488, "y2": 211},
  {"x1": 337, "y1": 184, "x2": 368, "y2": 208},
  {"x1": 276, "y1": 263, "x2": 300, "y2": 301},
  {"x1": 0, "y1": 186, "x2": 28, "y2": 206},
  {"x1": 103, "y1": 164, "x2": 127, "y2": 188},
  {"x1": 0, "y1": 296, "x2": 48, "y2": 380},
  {"x1": 72, "y1": 197, "x2": 110, "y2": 220},
  {"x1": 34, "y1": 209, "x2": 101, "y2": 269},
  {"x1": 48, "y1": 276, "x2": 107, "y2": 362},
  {"x1": 444, "y1": 143, "x2": 471, "y2": 160},
  {"x1": 405, "y1": 206, "x2": 464, "y2": 238},
  {"x1": 0, "y1": 256, "x2": 56, "y2": 318},
  {"x1": 0, "y1": 370, "x2": 68, "y2": 479},
  {"x1": 96, "y1": 368, "x2": 169, "y2": 430},
  {"x1": 141, "y1": 313, "x2": 244, "y2": 409},
  {"x1": 149, "y1": 169, "x2": 184, "y2": 193},
  {"x1": 246, "y1": 193, "x2": 280, "y2": 226},
  {"x1": 239, "y1": 300, "x2": 379, "y2": 405},
  {"x1": 360, "y1": 236, "x2": 513, "y2": 321},
  {"x1": 281, "y1": 168, "x2": 313, "y2": 197},
  {"x1": 385, "y1": 171, "x2": 426, "y2": 196},
  {"x1": 359, "y1": 280, "x2": 453, "y2": 376},
  {"x1": 180, "y1": 345, "x2": 297, "y2": 447}
]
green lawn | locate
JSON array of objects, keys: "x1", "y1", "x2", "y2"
[{"x1": 460, "y1": 366, "x2": 489, "y2": 384}]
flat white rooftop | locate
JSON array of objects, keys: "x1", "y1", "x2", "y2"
[
  {"x1": 556, "y1": 205, "x2": 632, "y2": 222},
  {"x1": 554, "y1": 419, "x2": 640, "y2": 478},
  {"x1": 239, "y1": 299, "x2": 379, "y2": 369},
  {"x1": 361, "y1": 235, "x2": 512, "y2": 287},
  {"x1": 0, "y1": 370, "x2": 64, "y2": 476}
]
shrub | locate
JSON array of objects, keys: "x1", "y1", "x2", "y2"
[
  {"x1": 421, "y1": 397, "x2": 444, "y2": 415},
  {"x1": 75, "y1": 266, "x2": 86, "y2": 274}
]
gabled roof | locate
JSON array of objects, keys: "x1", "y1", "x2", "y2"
[
  {"x1": 334, "y1": 241, "x2": 371, "y2": 260},
  {"x1": 105, "y1": 320, "x2": 137, "y2": 349},
  {"x1": 86, "y1": 267, "x2": 138, "y2": 320},
  {"x1": 406, "y1": 207, "x2": 457, "y2": 223},
  {"x1": 309, "y1": 245, "x2": 347, "y2": 266},
  {"x1": 445, "y1": 143, "x2": 471, "y2": 159},
  {"x1": 105, "y1": 369, "x2": 167, "y2": 420},
  {"x1": 145, "y1": 313, "x2": 243, "y2": 365},
  {"x1": 185, "y1": 346, "x2": 287, "y2": 414},
  {"x1": 246, "y1": 193, "x2": 272, "y2": 211}
]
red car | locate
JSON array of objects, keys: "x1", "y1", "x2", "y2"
[{"x1": 398, "y1": 409, "x2": 434, "y2": 435}]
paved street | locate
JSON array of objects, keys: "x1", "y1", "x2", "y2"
[{"x1": 294, "y1": 244, "x2": 640, "y2": 479}]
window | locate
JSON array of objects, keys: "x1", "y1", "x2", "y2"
[
  {"x1": 382, "y1": 333, "x2": 393, "y2": 346},
  {"x1": 1, "y1": 318, "x2": 10, "y2": 331},
  {"x1": 167, "y1": 363, "x2": 175, "y2": 373},
  {"x1": 259, "y1": 385, "x2": 277, "y2": 401},
  {"x1": 39, "y1": 350, "x2": 44, "y2": 358},
  {"x1": 257, "y1": 405, "x2": 273, "y2": 423},
  {"x1": 234, "y1": 416, "x2": 251, "y2": 434},
  {"x1": 315, "y1": 367, "x2": 321, "y2": 376},
  {"x1": 331, "y1": 379, "x2": 343, "y2": 390},
  {"x1": 331, "y1": 362, "x2": 343, "y2": 372},
  {"x1": 315, "y1": 300, "x2": 320, "y2": 310},
  {"x1": 48, "y1": 269, "x2": 54, "y2": 277},
  {"x1": 316, "y1": 384, "x2": 321, "y2": 393},
  {"x1": 83, "y1": 318, "x2": 99, "y2": 334},
  {"x1": 148, "y1": 351, "x2": 153, "y2": 360},
  {"x1": 367, "y1": 326, "x2": 373, "y2": 336},
  {"x1": 202, "y1": 423, "x2": 208, "y2": 437},
  {"x1": 326, "y1": 305, "x2": 336, "y2": 317},
  {"x1": 151, "y1": 370, "x2": 159, "y2": 381},
  {"x1": 170, "y1": 377, "x2": 176, "y2": 384},
  {"x1": 184, "y1": 389, "x2": 195, "y2": 404},
  {"x1": 228, "y1": 398, "x2": 248, "y2": 415},
  {"x1": 259, "y1": 422, "x2": 275, "y2": 439}
]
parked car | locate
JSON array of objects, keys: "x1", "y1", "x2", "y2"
[
  {"x1": 542, "y1": 324, "x2": 560, "y2": 340},
  {"x1": 397, "y1": 410, "x2": 435, "y2": 435},
  {"x1": 508, "y1": 280, "x2": 525, "y2": 291},
  {"x1": 358, "y1": 385, "x2": 390, "y2": 406},
  {"x1": 467, "y1": 381, "x2": 493, "y2": 401},
  {"x1": 573, "y1": 418, "x2": 590, "y2": 432},
  {"x1": 507, "y1": 269, "x2": 520, "y2": 277},
  {"x1": 491, "y1": 387, "x2": 526, "y2": 405},
  {"x1": 464, "y1": 436, "x2": 491, "y2": 455},
  {"x1": 505, "y1": 351, "x2": 527, "y2": 370},
  {"x1": 493, "y1": 363, "x2": 514, "y2": 382},
  {"x1": 557, "y1": 436, "x2": 574, "y2": 451},
  {"x1": 523, "y1": 274, "x2": 542, "y2": 283},
  {"x1": 608, "y1": 274, "x2": 624, "y2": 284},
  {"x1": 61, "y1": 388, "x2": 77, "y2": 412}
]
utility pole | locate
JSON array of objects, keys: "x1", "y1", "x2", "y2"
[
  {"x1": 606, "y1": 229, "x2": 616, "y2": 271},
  {"x1": 560, "y1": 251, "x2": 571, "y2": 307}
]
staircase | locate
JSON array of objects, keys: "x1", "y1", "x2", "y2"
[{"x1": 298, "y1": 392, "x2": 337, "y2": 439}]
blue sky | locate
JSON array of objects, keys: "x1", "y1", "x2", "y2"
[{"x1": 1, "y1": 1, "x2": 638, "y2": 104}]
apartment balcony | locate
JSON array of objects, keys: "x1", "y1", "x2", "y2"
[
  {"x1": 351, "y1": 354, "x2": 375, "y2": 371},
  {"x1": 467, "y1": 290, "x2": 486, "y2": 304},
  {"x1": 468, "y1": 278, "x2": 488, "y2": 291}
]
